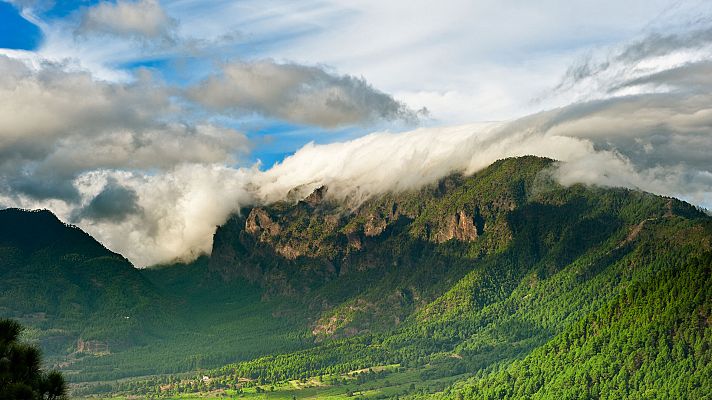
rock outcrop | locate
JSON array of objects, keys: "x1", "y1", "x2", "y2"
[
  {"x1": 433, "y1": 210, "x2": 481, "y2": 243},
  {"x1": 245, "y1": 208, "x2": 281, "y2": 239},
  {"x1": 276, "y1": 243, "x2": 301, "y2": 260},
  {"x1": 303, "y1": 186, "x2": 328, "y2": 207},
  {"x1": 364, "y1": 214, "x2": 388, "y2": 237}
]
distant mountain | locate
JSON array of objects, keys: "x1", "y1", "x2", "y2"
[
  {"x1": 0, "y1": 208, "x2": 168, "y2": 359},
  {"x1": 0, "y1": 208, "x2": 311, "y2": 385},
  {"x1": 2, "y1": 157, "x2": 710, "y2": 399},
  {"x1": 0, "y1": 208, "x2": 111, "y2": 257}
]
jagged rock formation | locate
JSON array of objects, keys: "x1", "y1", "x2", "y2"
[
  {"x1": 303, "y1": 185, "x2": 327, "y2": 207},
  {"x1": 363, "y1": 213, "x2": 388, "y2": 237},
  {"x1": 209, "y1": 158, "x2": 551, "y2": 290},
  {"x1": 206, "y1": 155, "x2": 707, "y2": 339},
  {"x1": 245, "y1": 208, "x2": 281, "y2": 238},
  {"x1": 433, "y1": 210, "x2": 483, "y2": 243}
]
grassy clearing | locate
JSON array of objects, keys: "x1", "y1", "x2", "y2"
[{"x1": 82, "y1": 363, "x2": 467, "y2": 400}]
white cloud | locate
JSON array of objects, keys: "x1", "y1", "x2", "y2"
[
  {"x1": 69, "y1": 165, "x2": 256, "y2": 267},
  {"x1": 2, "y1": 0, "x2": 712, "y2": 268},
  {"x1": 77, "y1": 0, "x2": 176, "y2": 41},
  {"x1": 0, "y1": 55, "x2": 249, "y2": 203},
  {"x1": 1, "y1": 164, "x2": 256, "y2": 267},
  {"x1": 189, "y1": 60, "x2": 420, "y2": 127},
  {"x1": 162, "y1": 0, "x2": 686, "y2": 123}
]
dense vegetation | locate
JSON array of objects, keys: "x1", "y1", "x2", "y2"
[
  {"x1": 0, "y1": 209, "x2": 176, "y2": 369},
  {"x1": 0, "y1": 319, "x2": 67, "y2": 399},
  {"x1": 1, "y1": 156, "x2": 710, "y2": 398}
]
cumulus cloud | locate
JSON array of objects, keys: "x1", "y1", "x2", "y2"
[
  {"x1": 65, "y1": 165, "x2": 256, "y2": 267},
  {"x1": 71, "y1": 177, "x2": 141, "y2": 223},
  {"x1": 0, "y1": 163, "x2": 257, "y2": 267},
  {"x1": 0, "y1": 55, "x2": 249, "y2": 202},
  {"x1": 0, "y1": 53, "x2": 254, "y2": 264},
  {"x1": 77, "y1": 0, "x2": 176, "y2": 41},
  {"x1": 189, "y1": 60, "x2": 422, "y2": 128}
]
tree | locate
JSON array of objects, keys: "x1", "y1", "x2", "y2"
[{"x1": 0, "y1": 319, "x2": 67, "y2": 400}]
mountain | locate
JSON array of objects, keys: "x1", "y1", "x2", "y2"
[
  {"x1": 174, "y1": 156, "x2": 711, "y2": 399},
  {"x1": 208, "y1": 156, "x2": 708, "y2": 340},
  {"x1": 0, "y1": 209, "x2": 310, "y2": 384},
  {"x1": 1, "y1": 156, "x2": 710, "y2": 399},
  {"x1": 0, "y1": 209, "x2": 168, "y2": 361}
]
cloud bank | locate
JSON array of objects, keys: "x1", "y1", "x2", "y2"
[
  {"x1": 77, "y1": 0, "x2": 177, "y2": 41},
  {"x1": 2, "y1": 1, "x2": 712, "y2": 267},
  {"x1": 0, "y1": 52, "x2": 419, "y2": 266},
  {"x1": 189, "y1": 60, "x2": 422, "y2": 128},
  {"x1": 0, "y1": 55, "x2": 249, "y2": 203}
]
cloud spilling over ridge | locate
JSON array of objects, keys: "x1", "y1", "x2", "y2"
[
  {"x1": 255, "y1": 105, "x2": 712, "y2": 210},
  {"x1": 5, "y1": 51, "x2": 712, "y2": 265},
  {"x1": 253, "y1": 123, "x2": 579, "y2": 205},
  {"x1": 189, "y1": 60, "x2": 422, "y2": 128},
  {"x1": 2, "y1": 4, "x2": 712, "y2": 267}
]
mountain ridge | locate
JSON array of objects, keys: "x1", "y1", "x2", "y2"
[
  {"x1": 1, "y1": 156, "x2": 710, "y2": 398},
  {"x1": 205, "y1": 156, "x2": 707, "y2": 339}
]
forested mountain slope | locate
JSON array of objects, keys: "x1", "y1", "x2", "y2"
[
  {"x1": 0, "y1": 208, "x2": 169, "y2": 360},
  {"x1": 183, "y1": 156, "x2": 711, "y2": 399},
  {"x1": 2, "y1": 156, "x2": 710, "y2": 399}
]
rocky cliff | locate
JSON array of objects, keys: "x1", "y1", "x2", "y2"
[{"x1": 206, "y1": 156, "x2": 706, "y2": 338}]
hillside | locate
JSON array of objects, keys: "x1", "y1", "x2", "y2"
[
  {"x1": 0, "y1": 209, "x2": 169, "y2": 363},
  {"x1": 1, "y1": 156, "x2": 710, "y2": 399},
  {"x1": 0, "y1": 209, "x2": 311, "y2": 384},
  {"x1": 143, "y1": 156, "x2": 710, "y2": 399}
]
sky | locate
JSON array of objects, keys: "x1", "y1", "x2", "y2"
[{"x1": 2, "y1": 0, "x2": 712, "y2": 266}]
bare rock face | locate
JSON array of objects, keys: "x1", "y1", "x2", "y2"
[
  {"x1": 434, "y1": 210, "x2": 480, "y2": 243},
  {"x1": 245, "y1": 208, "x2": 281, "y2": 239},
  {"x1": 77, "y1": 338, "x2": 109, "y2": 354},
  {"x1": 303, "y1": 185, "x2": 327, "y2": 207},
  {"x1": 364, "y1": 214, "x2": 388, "y2": 237},
  {"x1": 347, "y1": 233, "x2": 363, "y2": 250},
  {"x1": 276, "y1": 243, "x2": 301, "y2": 260}
]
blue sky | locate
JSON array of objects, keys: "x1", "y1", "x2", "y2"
[
  {"x1": 0, "y1": 2, "x2": 350, "y2": 139},
  {"x1": 0, "y1": 2, "x2": 41, "y2": 49},
  {"x1": 3, "y1": 0, "x2": 712, "y2": 265}
]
